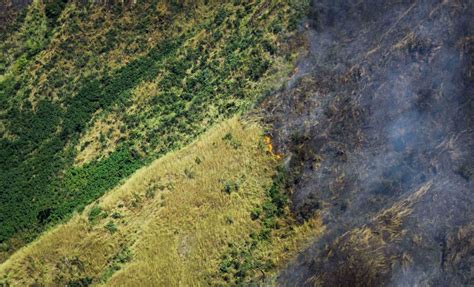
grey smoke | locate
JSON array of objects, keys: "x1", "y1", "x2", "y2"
[{"x1": 263, "y1": 0, "x2": 473, "y2": 285}]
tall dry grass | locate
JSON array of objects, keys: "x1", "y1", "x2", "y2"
[{"x1": 0, "y1": 116, "x2": 323, "y2": 286}]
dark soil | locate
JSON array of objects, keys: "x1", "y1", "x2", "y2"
[{"x1": 261, "y1": 0, "x2": 474, "y2": 285}]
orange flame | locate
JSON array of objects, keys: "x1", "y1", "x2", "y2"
[{"x1": 264, "y1": 136, "x2": 282, "y2": 159}]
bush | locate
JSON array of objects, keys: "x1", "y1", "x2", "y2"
[
  {"x1": 223, "y1": 181, "x2": 239, "y2": 194},
  {"x1": 66, "y1": 277, "x2": 93, "y2": 287},
  {"x1": 184, "y1": 168, "x2": 195, "y2": 179},
  {"x1": 217, "y1": 167, "x2": 289, "y2": 283},
  {"x1": 88, "y1": 206, "x2": 103, "y2": 223},
  {"x1": 250, "y1": 209, "x2": 261, "y2": 220},
  {"x1": 145, "y1": 187, "x2": 155, "y2": 199},
  {"x1": 222, "y1": 133, "x2": 241, "y2": 149},
  {"x1": 100, "y1": 246, "x2": 132, "y2": 282},
  {"x1": 111, "y1": 212, "x2": 123, "y2": 219},
  {"x1": 104, "y1": 221, "x2": 117, "y2": 234}
]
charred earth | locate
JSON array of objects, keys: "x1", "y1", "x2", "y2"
[{"x1": 262, "y1": 0, "x2": 474, "y2": 286}]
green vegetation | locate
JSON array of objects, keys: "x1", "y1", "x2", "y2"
[
  {"x1": 217, "y1": 166, "x2": 288, "y2": 284},
  {"x1": 0, "y1": 118, "x2": 323, "y2": 286},
  {"x1": 0, "y1": 0, "x2": 308, "y2": 262},
  {"x1": 87, "y1": 205, "x2": 104, "y2": 223},
  {"x1": 99, "y1": 246, "x2": 133, "y2": 283},
  {"x1": 104, "y1": 221, "x2": 118, "y2": 234},
  {"x1": 223, "y1": 180, "x2": 240, "y2": 194},
  {"x1": 223, "y1": 132, "x2": 242, "y2": 149},
  {"x1": 0, "y1": 37, "x2": 177, "y2": 244}
]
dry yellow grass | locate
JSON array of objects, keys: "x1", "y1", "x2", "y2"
[
  {"x1": 103, "y1": 117, "x2": 276, "y2": 286},
  {"x1": 75, "y1": 112, "x2": 128, "y2": 165},
  {"x1": 70, "y1": 0, "x2": 300, "y2": 166},
  {"x1": 0, "y1": 116, "x2": 323, "y2": 286},
  {"x1": 306, "y1": 182, "x2": 433, "y2": 286}
]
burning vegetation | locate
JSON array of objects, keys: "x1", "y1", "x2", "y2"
[{"x1": 262, "y1": 0, "x2": 473, "y2": 285}]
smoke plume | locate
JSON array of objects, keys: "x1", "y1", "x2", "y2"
[{"x1": 262, "y1": 0, "x2": 473, "y2": 285}]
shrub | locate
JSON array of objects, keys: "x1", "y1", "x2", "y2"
[
  {"x1": 184, "y1": 168, "x2": 195, "y2": 179},
  {"x1": 217, "y1": 167, "x2": 289, "y2": 283},
  {"x1": 111, "y1": 212, "x2": 123, "y2": 219},
  {"x1": 195, "y1": 157, "x2": 202, "y2": 165},
  {"x1": 225, "y1": 215, "x2": 234, "y2": 225},
  {"x1": 88, "y1": 206, "x2": 103, "y2": 223},
  {"x1": 222, "y1": 133, "x2": 241, "y2": 149},
  {"x1": 250, "y1": 209, "x2": 261, "y2": 220},
  {"x1": 66, "y1": 277, "x2": 93, "y2": 287},
  {"x1": 100, "y1": 246, "x2": 132, "y2": 282},
  {"x1": 223, "y1": 181, "x2": 239, "y2": 194},
  {"x1": 145, "y1": 187, "x2": 156, "y2": 199},
  {"x1": 104, "y1": 221, "x2": 117, "y2": 234}
]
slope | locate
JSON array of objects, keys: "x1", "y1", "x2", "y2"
[
  {"x1": 0, "y1": 117, "x2": 323, "y2": 286},
  {"x1": 261, "y1": 0, "x2": 473, "y2": 285},
  {"x1": 0, "y1": 0, "x2": 308, "y2": 262}
]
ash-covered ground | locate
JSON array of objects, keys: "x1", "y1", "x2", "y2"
[{"x1": 262, "y1": 0, "x2": 473, "y2": 286}]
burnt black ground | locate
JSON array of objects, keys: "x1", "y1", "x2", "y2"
[{"x1": 262, "y1": 0, "x2": 474, "y2": 286}]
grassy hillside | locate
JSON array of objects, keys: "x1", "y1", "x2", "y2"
[
  {"x1": 0, "y1": 117, "x2": 323, "y2": 286},
  {"x1": 0, "y1": 0, "x2": 308, "y2": 262}
]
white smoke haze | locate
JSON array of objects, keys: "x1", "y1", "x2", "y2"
[{"x1": 262, "y1": 0, "x2": 473, "y2": 285}]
